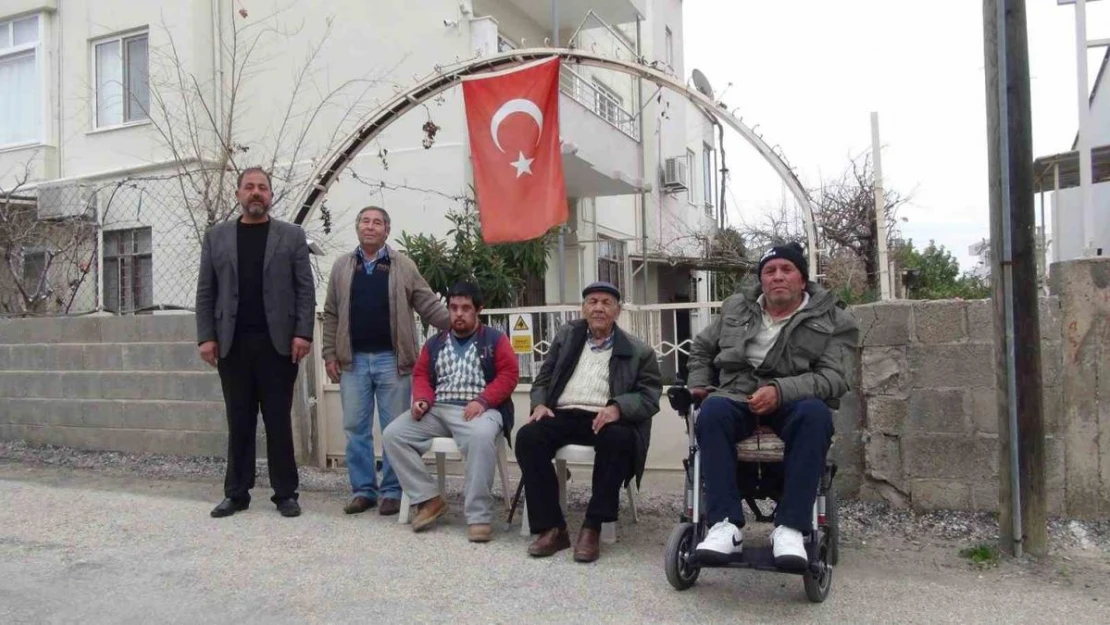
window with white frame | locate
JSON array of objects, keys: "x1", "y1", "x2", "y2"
[
  {"x1": 103, "y1": 227, "x2": 153, "y2": 313},
  {"x1": 703, "y1": 144, "x2": 716, "y2": 216},
  {"x1": 593, "y1": 79, "x2": 623, "y2": 127},
  {"x1": 0, "y1": 14, "x2": 42, "y2": 146},
  {"x1": 598, "y1": 236, "x2": 626, "y2": 294},
  {"x1": 94, "y1": 31, "x2": 149, "y2": 128}
]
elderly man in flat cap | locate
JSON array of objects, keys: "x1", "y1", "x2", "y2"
[{"x1": 515, "y1": 281, "x2": 662, "y2": 563}]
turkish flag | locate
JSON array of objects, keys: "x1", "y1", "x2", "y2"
[{"x1": 462, "y1": 57, "x2": 568, "y2": 244}]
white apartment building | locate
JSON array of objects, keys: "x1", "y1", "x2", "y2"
[
  {"x1": 0, "y1": 0, "x2": 717, "y2": 316},
  {"x1": 1036, "y1": 49, "x2": 1110, "y2": 264}
]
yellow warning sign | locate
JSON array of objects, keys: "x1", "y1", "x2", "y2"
[{"x1": 510, "y1": 313, "x2": 533, "y2": 354}]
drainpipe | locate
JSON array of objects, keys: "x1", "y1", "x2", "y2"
[
  {"x1": 55, "y1": 0, "x2": 64, "y2": 179},
  {"x1": 637, "y1": 15, "x2": 648, "y2": 305},
  {"x1": 211, "y1": 0, "x2": 225, "y2": 143}
]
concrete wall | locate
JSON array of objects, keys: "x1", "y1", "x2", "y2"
[
  {"x1": 1052, "y1": 258, "x2": 1110, "y2": 519},
  {"x1": 0, "y1": 314, "x2": 312, "y2": 460},
  {"x1": 848, "y1": 297, "x2": 1067, "y2": 514}
]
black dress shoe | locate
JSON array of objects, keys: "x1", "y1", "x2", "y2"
[
  {"x1": 276, "y1": 499, "x2": 302, "y2": 518},
  {"x1": 211, "y1": 498, "x2": 249, "y2": 518}
]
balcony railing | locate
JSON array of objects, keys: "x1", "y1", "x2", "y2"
[{"x1": 559, "y1": 67, "x2": 641, "y2": 142}]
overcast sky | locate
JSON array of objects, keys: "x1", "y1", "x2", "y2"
[{"x1": 685, "y1": 0, "x2": 1109, "y2": 271}]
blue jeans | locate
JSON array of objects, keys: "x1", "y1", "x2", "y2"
[
  {"x1": 340, "y1": 351, "x2": 411, "y2": 500},
  {"x1": 696, "y1": 396, "x2": 833, "y2": 532}
]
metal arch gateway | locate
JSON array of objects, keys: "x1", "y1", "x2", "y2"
[{"x1": 291, "y1": 48, "x2": 819, "y2": 269}]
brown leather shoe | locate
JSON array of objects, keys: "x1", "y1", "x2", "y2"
[
  {"x1": 468, "y1": 523, "x2": 493, "y2": 543},
  {"x1": 527, "y1": 527, "x2": 571, "y2": 557},
  {"x1": 573, "y1": 527, "x2": 601, "y2": 563},
  {"x1": 411, "y1": 496, "x2": 447, "y2": 532},
  {"x1": 343, "y1": 496, "x2": 375, "y2": 515},
  {"x1": 378, "y1": 498, "x2": 401, "y2": 516}
]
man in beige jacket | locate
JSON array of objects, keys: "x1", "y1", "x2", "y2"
[{"x1": 322, "y1": 206, "x2": 449, "y2": 516}]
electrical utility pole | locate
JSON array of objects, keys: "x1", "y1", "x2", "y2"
[
  {"x1": 983, "y1": 0, "x2": 1047, "y2": 557},
  {"x1": 871, "y1": 112, "x2": 892, "y2": 300}
]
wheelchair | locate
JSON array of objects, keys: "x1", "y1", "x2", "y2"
[{"x1": 662, "y1": 384, "x2": 839, "y2": 603}]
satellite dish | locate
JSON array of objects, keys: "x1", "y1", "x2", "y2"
[{"x1": 691, "y1": 68, "x2": 714, "y2": 99}]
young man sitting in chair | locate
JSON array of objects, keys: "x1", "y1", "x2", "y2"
[
  {"x1": 515, "y1": 281, "x2": 662, "y2": 563},
  {"x1": 382, "y1": 281, "x2": 518, "y2": 542},
  {"x1": 686, "y1": 243, "x2": 858, "y2": 570}
]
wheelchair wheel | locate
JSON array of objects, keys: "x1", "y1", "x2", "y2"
[
  {"x1": 826, "y1": 486, "x2": 840, "y2": 566},
  {"x1": 803, "y1": 538, "x2": 833, "y2": 603},
  {"x1": 664, "y1": 522, "x2": 701, "y2": 590}
]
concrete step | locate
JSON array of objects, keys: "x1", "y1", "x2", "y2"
[
  {"x1": 0, "y1": 423, "x2": 229, "y2": 458},
  {"x1": 1, "y1": 397, "x2": 226, "y2": 432},
  {"x1": 0, "y1": 314, "x2": 196, "y2": 345},
  {"x1": 0, "y1": 343, "x2": 208, "y2": 372},
  {"x1": 0, "y1": 371, "x2": 224, "y2": 402}
]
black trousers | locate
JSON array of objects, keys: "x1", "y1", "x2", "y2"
[
  {"x1": 216, "y1": 332, "x2": 300, "y2": 503},
  {"x1": 515, "y1": 409, "x2": 637, "y2": 533}
]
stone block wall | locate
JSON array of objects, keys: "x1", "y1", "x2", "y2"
[
  {"x1": 846, "y1": 296, "x2": 1067, "y2": 515},
  {"x1": 0, "y1": 314, "x2": 312, "y2": 459}
]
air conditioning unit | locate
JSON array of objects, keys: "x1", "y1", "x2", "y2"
[
  {"x1": 36, "y1": 181, "x2": 99, "y2": 220},
  {"x1": 662, "y1": 157, "x2": 688, "y2": 193}
]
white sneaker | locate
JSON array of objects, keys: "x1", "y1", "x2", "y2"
[
  {"x1": 771, "y1": 525, "x2": 808, "y2": 571},
  {"x1": 694, "y1": 519, "x2": 743, "y2": 564}
]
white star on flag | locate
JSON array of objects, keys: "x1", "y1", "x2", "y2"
[{"x1": 510, "y1": 151, "x2": 534, "y2": 178}]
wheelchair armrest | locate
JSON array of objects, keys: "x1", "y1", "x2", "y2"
[{"x1": 666, "y1": 386, "x2": 693, "y2": 415}]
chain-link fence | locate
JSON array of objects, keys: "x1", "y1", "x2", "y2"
[{"x1": 0, "y1": 175, "x2": 246, "y2": 317}]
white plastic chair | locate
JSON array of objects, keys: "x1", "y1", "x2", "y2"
[
  {"x1": 397, "y1": 435, "x2": 513, "y2": 524},
  {"x1": 519, "y1": 444, "x2": 640, "y2": 544}
]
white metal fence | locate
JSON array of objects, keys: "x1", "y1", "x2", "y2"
[{"x1": 475, "y1": 302, "x2": 722, "y2": 384}]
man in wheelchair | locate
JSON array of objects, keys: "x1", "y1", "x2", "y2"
[{"x1": 686, "y1": 243, "x2": 858, "y2": 571}]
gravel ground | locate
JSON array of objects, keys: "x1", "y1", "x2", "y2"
[
  {"x1": 3, "y1": 440, "x2": 1110, "y2": 624},
  {"x1": 3, "y1": 439, "x2": 1107, "y2": 556}
]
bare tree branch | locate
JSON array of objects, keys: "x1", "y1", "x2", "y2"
[{"x1": 0, "y1": 161, "x2": 103, "y2": 315}]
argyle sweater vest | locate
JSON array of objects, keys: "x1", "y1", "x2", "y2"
[{"x1": 434, "y1": 336, "x2": 486, "y2": 404}]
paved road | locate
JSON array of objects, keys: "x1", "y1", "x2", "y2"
[{"x1": 1, "y1": 464, "x2": 1107, "y2": 624}]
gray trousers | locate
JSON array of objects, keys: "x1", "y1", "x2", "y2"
[{"x1": 382, "y1": 403, "x2": 503, "y2": 524}]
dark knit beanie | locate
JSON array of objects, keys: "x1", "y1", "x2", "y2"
[{"x1": 757, "y1": 242, "x2": 809, "y2": 281}]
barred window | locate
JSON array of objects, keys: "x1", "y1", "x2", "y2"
[{"x1": 103, "y1": 227, "x2": 152, "y2": 313}]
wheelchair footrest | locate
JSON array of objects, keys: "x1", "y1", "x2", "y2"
[{"x1": 692, "y1": 545, "x2": 804, "y2": 575}]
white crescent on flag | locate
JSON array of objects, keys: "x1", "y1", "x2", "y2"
[{"x1": 490, "y1": 98, "x2": 544, "y2": 153}]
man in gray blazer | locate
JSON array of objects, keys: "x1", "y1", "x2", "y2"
[{"x1": 196, "y1": 167, "x2": 316, "y2": 519}]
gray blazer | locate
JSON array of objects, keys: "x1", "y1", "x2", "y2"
[{"x1": 195, "y1": 218, "x2": 316, "y2": 357}]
